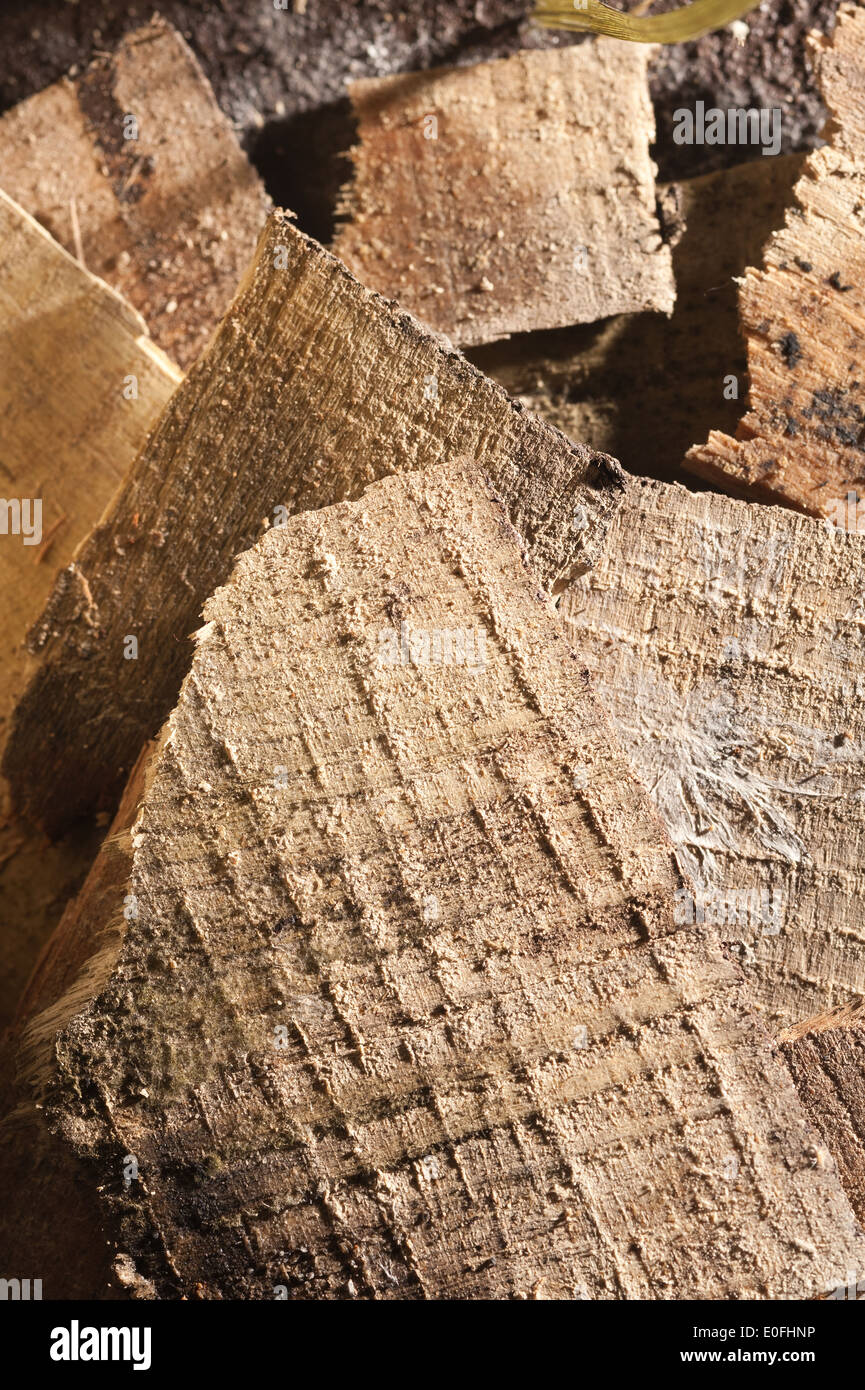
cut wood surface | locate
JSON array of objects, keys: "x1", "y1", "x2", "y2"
[
  {"x1": 3, "y1": 463, "x2": 864, "y2": 1300},
  {"x1": 0, "y1": 189, "x2": 180, "y2": 1027},
  {"x1": 779, "y1": 999, "x2": 865, "y2": 1230},
  {"x1": 2, "y1": 211, "x2": 626, "y2": 837},
  {"x1": 471, "y1": 155, "x2": 804, "y2": 482},
  {"x1": 0, "y1": 19, "x2": 270, "y2": 369},
  {"x1": 0, "y1": 190, "x2": 180, "y2": 729},
  {"x1": 560, "y1": 476, "x2": 865, "y2": 1035},
  {"x1": 332, "y1": 43, "x2": 675, "y2": 346},
  {"x1": 685, "y1": 4, "x2": 865, "y2": 518}
]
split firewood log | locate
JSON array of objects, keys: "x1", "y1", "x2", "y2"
[
  {"x1": 471, "y1": 155, "x2": 804, "y2": 481},
  {"x1": 0, "y1": 189, "x2": 180, "y2": 1025},
  {"x1": 684, "y1": 3, "x2": 865, "y2": 520},
  {"x1": 2, "y1": 213, "x2": 625, "y2": 838},
  {"x1": 0, "y1": 190, "x2": 179, "y2": 731},
  {"x1": 2, "y1": 463, "x2": 862, "y2": 1300},
  {"x1": 0, "y1": 19, "x2": 270, "y2": 369},
  {"x1": 332, "y1": 42, "x2": 675, "y2": 345}
]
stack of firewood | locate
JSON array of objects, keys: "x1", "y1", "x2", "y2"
[{"x1": 1, "y1": 4, "x2": 864, "y2": 1301}]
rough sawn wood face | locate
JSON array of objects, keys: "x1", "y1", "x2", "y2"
[
  {"x1": 0, "y1": 190, "x2": 179, "y2": 736},
  {"x1": 0, "y1": 19, "x2": 270, "y2": 369},
  {"x1": 2, "y1": 212, "x2": 625, "y2": 836},
  {"x1": 0, "y1": 189, "x2": 180, "y2": 1026},
  {"x1": 333, "y1": 42, "x2": 675, "y2": 346},
  {"x1": 16, "y1": 465, "x2": 865, "y2": 1301},
  {"x1": 561, "y1": 476, "x2": 865, "y2": 1036}
]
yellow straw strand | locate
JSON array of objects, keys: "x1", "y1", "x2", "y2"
[{"x1": 533, "y1": 0, "x2": 760, "y2": 44}]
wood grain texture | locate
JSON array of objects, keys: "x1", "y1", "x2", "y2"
[
  {"x1": 0, "y1": 190, "x2": 180, "y2": 1026},
  {"x1": 4, "y1": 463, "x2": 864, "y2": 1300},
  {"x1": 560, "y1": 476, "x2": 865, "y2": 1036},
  {"x1": 779, "y1": 1000, "x2": 865, "y2": 1232},
  {"x1": 0, "y1": 190, "x2": 180, "y2": 732},
  {"x1": 471, "y1": 155, "x2": 803, "y2": 483},
  {"x1": 2, "y1": 211, "x2": 626, "y2": 837},
  {"x1": 332, "y1": 43, "x2": 675, "y2": 346},
  {"x1": 685, "y1": 4, "x2": 865, "y2": 517},
  {"x1": 0, "y1": 19, "x2": 270, "y2": 369}
]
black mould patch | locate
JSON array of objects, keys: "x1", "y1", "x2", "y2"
[
  {"x1": 778, "y1": 331, "x2": 803, "y2": 369},
  {"x1": 800, "y1": 388, "x2": 865, "y2": 449},
  {"x1": 827, "y1": 270, "x2": 853, "y2": 292}
]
